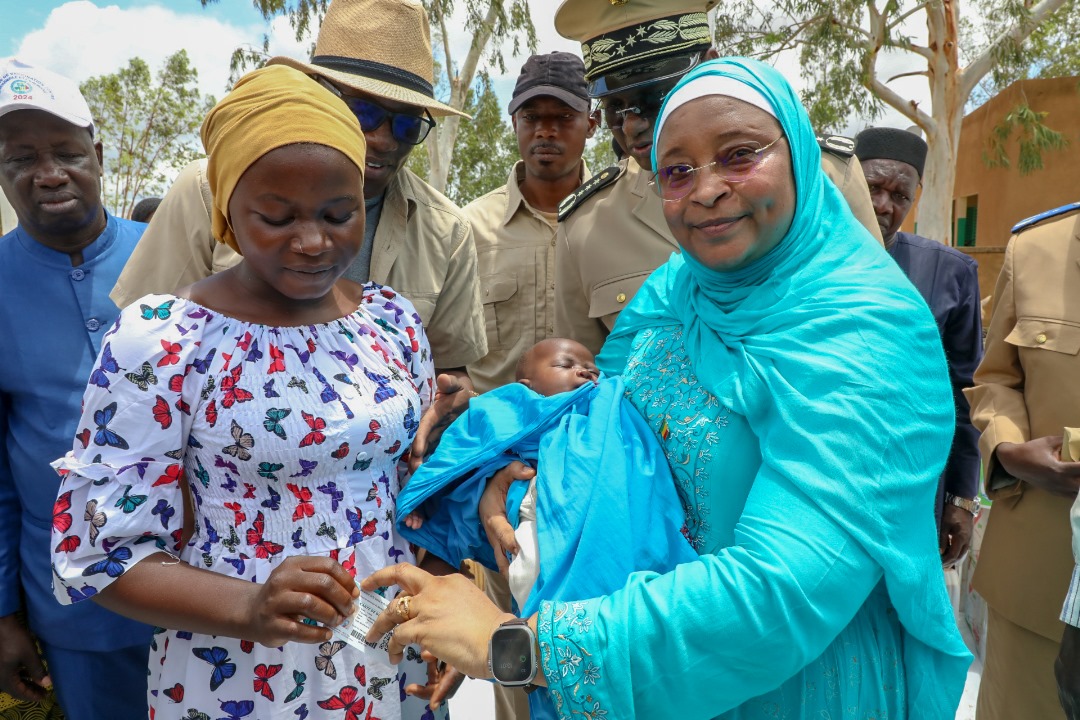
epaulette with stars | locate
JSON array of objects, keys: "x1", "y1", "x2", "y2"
[{"x1": 557, "y1": 164, "x2": 626, "y2": 222}]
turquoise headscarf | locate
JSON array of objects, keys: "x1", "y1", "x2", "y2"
[{"x1": 599, "y1": 58, "x2": 971, "y2": 713}]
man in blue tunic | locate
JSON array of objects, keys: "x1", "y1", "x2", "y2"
[
  {"x1": 0, "y1": 58, "x2": 152, "y2": 719},
  {"x1": 855, "y1": 126, "x2": 983, "y2": 565}
]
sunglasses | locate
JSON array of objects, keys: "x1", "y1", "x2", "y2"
[{"x1": 318, "y1": 78, "x2": 436, "y2": 145}]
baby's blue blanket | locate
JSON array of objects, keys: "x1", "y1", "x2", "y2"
[{"x1": 396, "y1": 377, "x2": 697, "y2": 619}]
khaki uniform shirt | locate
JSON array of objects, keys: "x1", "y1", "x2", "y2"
[
  {"x1": 465, "y1": 161, "x2": 588, "y2": 393},
  {"x1": 554, "y1": 151, "x2": 883, "y2": 355},
  {"x1": 110, "y1": 159, "x2": 486, "y2": 369},
  {"x1": 964, "y1": 207, "x2": 1080, "y2": 640}
]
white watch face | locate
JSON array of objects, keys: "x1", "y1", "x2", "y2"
[{"x1": 490, "y1": 625, "x2": 536, "y2": 685}]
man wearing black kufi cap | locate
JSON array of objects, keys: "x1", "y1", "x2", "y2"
[{"x1": 854, "y1": 126, "x2": 983, "y2": 567}]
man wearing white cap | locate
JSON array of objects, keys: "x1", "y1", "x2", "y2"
[{"x1": 0, "y1": 59, "x2": 152, "y2": 719}]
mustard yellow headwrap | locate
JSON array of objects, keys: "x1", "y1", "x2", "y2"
[{"x1": 200, "y1": 64, "x2": 367, "y2": 253}]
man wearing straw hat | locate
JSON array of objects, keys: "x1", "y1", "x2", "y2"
[
  {"x1": 552, "y1": 0, "x2": 883, "y2": 356},
  {"x1": 111, "y1": 0, "x2": 486, "y2": 399}
]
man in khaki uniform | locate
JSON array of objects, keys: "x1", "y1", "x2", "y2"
[
  {"x1": 110, "y1": 0, "x2": 486, "y2": 377},
  {"x1": 965, "y1": 201, "x2": 1080, "y2": 720},
  {"x1": 553, "y1": 0, "x2": 883, "y2": 354},
  {"x1": 462, "y1": 52, "x2": 596, "y2": 720},
  {"x1": 467, "y1": 52, "x2": 596, "y2": 393}
]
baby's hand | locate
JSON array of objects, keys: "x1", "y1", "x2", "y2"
[{"x1": 403, "y1": 510, "x2": 425, "y2": 530}]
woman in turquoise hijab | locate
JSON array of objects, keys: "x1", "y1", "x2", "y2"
[{"x1": 363, "y1": 58, "x2": 971, "y2": 718}]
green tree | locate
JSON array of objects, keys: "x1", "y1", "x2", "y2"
[
  {"x1": 81, "y1": 51, "x2": 215, "y2": 218},
  {"x1": 711, "y1": 0, "x2": 1076, "y2": 244},
  {"x1": 422, "y1": 72, "x2": 519, "y2": 206},
  {"x1": 204, "y1": 0, "x2": 537, "y2": 193}
]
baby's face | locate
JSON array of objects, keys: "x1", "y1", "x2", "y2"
[{"x1": 520, "y1": 339, "x2": 600, "y2": 396}]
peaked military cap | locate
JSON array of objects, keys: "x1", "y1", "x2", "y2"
[{"x1": 555, "y1": 0, "x2": 718, "y2": 97}]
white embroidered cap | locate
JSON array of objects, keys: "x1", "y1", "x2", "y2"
[{"x1": 0, "y1": 58, "x2": 94, "y2": 135}]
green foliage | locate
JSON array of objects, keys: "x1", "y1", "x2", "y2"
[
  {"x1": 983, "y1": 101, "x2": 1071, "y2": 174},
  {"x1": 428, "y1": 72, "x2": 519, "y2": 206},
  {"x1": 582, "y1": 128, "x2": 619, "y2": 173},
  {"x1": 80, "y1": 50, "x2": 216, "y2": 219}
]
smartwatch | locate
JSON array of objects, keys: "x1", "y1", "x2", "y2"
[{"x1": 488, "y1": 617, "x2": 538, "y2": 688}]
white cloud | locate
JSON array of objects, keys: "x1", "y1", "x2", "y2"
[{"x1": 10, "y1": 1, "x2": 313, "y2": 101}]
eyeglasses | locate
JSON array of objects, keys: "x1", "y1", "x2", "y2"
[
  {"x1": 649, "y1": 136, "x2": 785, "y2": 202},
  {"x1": 598, "y1": 85, "x2": 673, "y2": 130},
  {"x1": 318, "y1": 78, "x2": 436, "y2": 145}
]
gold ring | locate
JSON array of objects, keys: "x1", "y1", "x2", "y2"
[{"x1": 395, "y1": 595, "x2": 412, "y2": 621}]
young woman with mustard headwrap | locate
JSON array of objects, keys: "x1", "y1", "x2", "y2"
[{"x1": 50, "y1": 65, "x2": 449, "y2": 720}]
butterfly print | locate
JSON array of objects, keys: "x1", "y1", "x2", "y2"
[
  {"x1": 84, "y1": 500, "x2": 107, "y2": 546},
  {"x1": 55, "y1": 535, "x2": 81, "y2": 553},
  {"x1": 151, "y1": 499, "x2": 175, "y2": 529},
  {"x1": 363, "y1": 420, "x2": 381, "y2": 445},
  {"x1": 94, "y1": 402, "x2": 129, "y2": 449},
  {"x1": 329, "y1": 350, "x2": 359, "y2": 369},
  {"x1": 54, "y1": 292, "x2": 438, "y2": 719},
  {"x1": 263, "y1": 408, "x2": 290, "y2": 440},
  {"x1": 190, "y1": 348, "x2": 217, "y2": 375},
  {"x1": 205, "y1": 399, "x2": 218, "y2": 428},
  {"x1": 317, "y1": 482, "x2": 344, "y2": 512},
  {"x1": 125, "y1": 361, "x2": 158, "y2": 391},
  {"x1": 257, "y1": 462, "x2": 284, "y2": 481},
  {"x1": 314, "y1": 640, "x2": 346, "y2": 679},
  {"x1": 82, "y1": 545, "x2": 133, "y2": 578},
  {"x1": 223, "y1": 420, "x2": 255, "y2": 461},
  {"x1": 217, "y1": 699, "x2": 254, "y2": 720},
  {"x1": 284, "y1": 670, "x2": 306, "y2": 703},
  {"x1": 220, "y1": 365, "x2": 254, "y2": 409},
  {"x1": 53, "y1": 491, "x2": 73, "y2": 533},
  {"x1": 268, "y1": 344, "x2": 285, "y2": 374},
  {"x1": 192, "y1": 646, "x2": 236, "y2": 691},
  {"x1": 115, "y1": 485, "x2": 148, "y2": 513},
  {"x1": 193, "y1": 457, "x2": 210, "y2": 488},
  {"x1": 246, "y1": 512, "x2": 283, "y2": 559},
  {"x1": 299, "y1": 412, "x2": 327, "y2": 448},
  {"x1": 291, "y1": 459, "x2": 318, "y2": 477},
  {"x1": 253, "y1": 663, "x2": 282, "y2": 700},
  {"x1": 89, "y1": 343, "x2": 120, "y2": 389},
  {"x1": 363, "y1": 368, "x2": 397, "y2": 403},
  {"x1": 152, "y1": 395, "x2": 173, "y2": 429},
  {"x1": 367, "y1": 675, "x2": 392, "y2": 701},
  {"x1": 158, "y1": 339, "x2": 182, "y2": 368},
  {"x1": 287, "y1": 483, "x2": 314, "y2": 521},
  {"x1": 261, "y1": 485, "x2": 281, "y2": 512},
  {"x1": 317, "y1": 687, "x2": 365, "y2": 720},
  {"x1": 140, "y1": 299, "x2": 174, "y2": 321},
  {"x1": 224, "y1": 502, "x2": 246, "y2": 527}
]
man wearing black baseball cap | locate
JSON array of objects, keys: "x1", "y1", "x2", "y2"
[{"x1": 462, "y1": 51, "x2": 596, "y2": 720}]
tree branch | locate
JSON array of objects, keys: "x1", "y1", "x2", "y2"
[
  {"x1": 887, "y1": 69, "x2": 930, "y2": 82},
  {"x1": 960, "y1": 0, "x2": 1069, "y2": 98},
  {"x1": 886, "y1": 0, "x2": 935, "y2": 32}
]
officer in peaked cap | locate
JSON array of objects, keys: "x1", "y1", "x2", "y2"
[{"x1": 553, "y1": 0, "x2": 883, "y2": 355}]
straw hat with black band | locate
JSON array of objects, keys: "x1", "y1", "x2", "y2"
[
  {"x1": 554, "y1": 0, "x2": 720, "y2": 98},
  {"x1": 269, "y1": 0, "x2": 469, "y2": 118}
]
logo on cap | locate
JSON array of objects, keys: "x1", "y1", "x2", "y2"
[{"x1": 9, "y1": 80, "x2": 32, "y2": 94}]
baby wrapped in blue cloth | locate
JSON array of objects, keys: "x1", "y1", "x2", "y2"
[{"x1": 396, "y1": 339, "x2": 698, "y2": 717}]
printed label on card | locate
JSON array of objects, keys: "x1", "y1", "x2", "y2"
[{"x1": 332, "y1": 586, "x2": 393, "y2": 652}]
